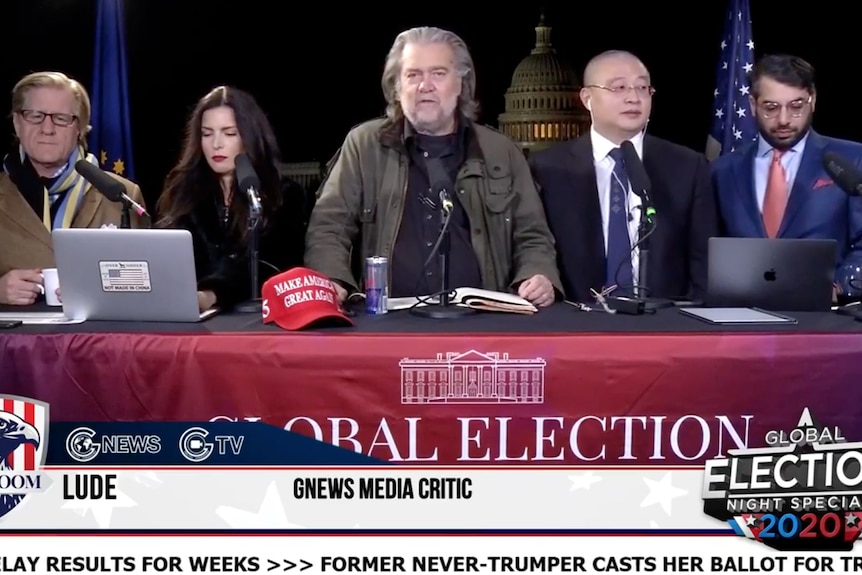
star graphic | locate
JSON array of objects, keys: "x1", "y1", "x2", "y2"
[
  {"x1": 60, "y1": 486, "x2": 137, "y2": 528},
  {"x1": 99, "y1": 150, "x2": 107, "y2": 165},
  {"x1": 640, "y1": 472, "x2": 687, "y2": 516},
  {"x1": 112, "y1": 158, "x2": 125, "y2": 175},
  {"x1": 215, "y1": 481, "x2": 304, "y2": 529},
  {"x1": 567, "y1": 471, "x2": 602, "y2": 491},
  {"x1": 133, "y1": 471, "x2": 163, "y2": 488}
]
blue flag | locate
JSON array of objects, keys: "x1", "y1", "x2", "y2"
[
  {"x1": 706, "y1": 0, "x2": 757, "y2": 160},
  {"x1": 89, "y1": 0, "x2": 135, "y2": 180}
]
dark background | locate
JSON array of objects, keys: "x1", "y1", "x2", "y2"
[{"x1": 0, "y1": 0, "x2": 855, "y2": 208}]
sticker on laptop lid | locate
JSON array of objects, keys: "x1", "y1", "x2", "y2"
[{"x1": 99, "y1": 261, "x2": 152, "y2": 292}]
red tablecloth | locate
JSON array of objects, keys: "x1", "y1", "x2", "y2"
[{"x1": 2, "y1": 331, "x2": 860, "y2": 465}]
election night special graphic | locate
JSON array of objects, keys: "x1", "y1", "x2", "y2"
[
  {"x1": 703, "y1": 408, "x2": 862, "y2": 551},
  {"x1": 0, "y1": 395, "x2": 50, "y2": 519}
]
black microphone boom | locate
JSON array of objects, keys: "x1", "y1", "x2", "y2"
[
  {"x1": 233, "y1": 153, "x2": 264, "y2": 314},
  {"x1": 620, "y1": 141, "x2": 655, "y2": 221},
  {"x1": 823, "y1": 152, "x2": 862, "y2": 196},
  {"x1": 410, "y1": 173, "x2": 475, "y2": 319},
  {"x1": 74, "y1": 160, "x2": 149, "y2": 228},
  {"x1": 235, "y1": 153, "x2": 263, "y2": 216},
  {"x1": 617, "y1": 140, "x2": 671, "y2": 310}
]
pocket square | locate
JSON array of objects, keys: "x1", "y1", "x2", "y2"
[{"x1": 813, "y1": 178, "x2": 833, "y2": 189}]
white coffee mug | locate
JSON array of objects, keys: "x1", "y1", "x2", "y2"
[{"x1": 41, "y1": 268, "x2": 61, "y2": 306}]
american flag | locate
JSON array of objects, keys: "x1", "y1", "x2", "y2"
[
  {"x1": 706, "y1": 0, "x2": 757, "y2": 160},
  {"x1": 107, "y1": 267, "x2": 145, "y2": 285}
]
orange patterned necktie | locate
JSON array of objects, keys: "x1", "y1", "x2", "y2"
[{"x1": 762, "y1": 149, "x2": 788, "y2": 238}]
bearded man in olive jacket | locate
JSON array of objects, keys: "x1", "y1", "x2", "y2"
[{"x1": 305, "y1": 26, "x2": 561, "y2": 307}]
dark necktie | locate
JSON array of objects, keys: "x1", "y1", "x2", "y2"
[{"x1": 606, "y1": 147, "x2": 633, "y2": 293}]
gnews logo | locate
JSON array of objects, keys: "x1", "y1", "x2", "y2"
[{"x1": 703, "y1": 408, "x2": 862, "y2": 551}]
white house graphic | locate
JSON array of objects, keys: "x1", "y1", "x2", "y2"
[{"x1": 399, "y1": 350, "x2": 546, "y2": 404}]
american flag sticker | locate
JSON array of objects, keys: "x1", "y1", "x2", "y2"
[{"x1": 99, "y1": 261, "x2": 152, "y2": 292}]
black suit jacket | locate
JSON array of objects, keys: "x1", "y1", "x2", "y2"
[{"x1": 529, "y1": 134, "x2": 718, "y2": 303}]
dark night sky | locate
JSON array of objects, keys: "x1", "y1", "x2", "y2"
[{"x1": 0, "y1": 0, "x2": 856, "y2": 208}]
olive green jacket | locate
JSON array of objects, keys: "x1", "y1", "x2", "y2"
[{"x1": 305, "y1": 117, "x2": 563, "y2": 296}]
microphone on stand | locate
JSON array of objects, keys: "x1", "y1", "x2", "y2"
[
  {"x1": 619, "y1": 141, "x2": 671, "y2": 310},
  {"x1": 823, "y1": 152, "x2": 862, "y2": 196},
  {"x1": 821, "y1": 152, "x2": 862, "y2": 318},
  {"x1": 233, "y1": 153, "x2": 264, "y2": 314},
  {"x1": 75, "y1": 160, "x2": 150, "y2": 228},
  {"x1": 410, "y1": 184, "x2": 475, "y2": 319}
]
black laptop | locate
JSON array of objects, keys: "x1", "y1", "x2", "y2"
[{"x1": 706, "y1": 237, "x2": 837, "y2": 312}]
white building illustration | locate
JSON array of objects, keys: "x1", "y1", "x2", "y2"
[{"x1": 399, "y1": 350, "x2": 546, "y2": 404}]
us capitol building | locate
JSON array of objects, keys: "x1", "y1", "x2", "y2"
[{"x1": 282, "y1": 16, "x2": 589, "y2": 188}]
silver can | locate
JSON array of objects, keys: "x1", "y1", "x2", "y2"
[{"x1": 365, "y1": 256, "x2": 389, "y2": 315}]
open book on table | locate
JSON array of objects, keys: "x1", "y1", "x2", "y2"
[{"x1": 349, "y1": 288, "x2": 537, "y2": 314}]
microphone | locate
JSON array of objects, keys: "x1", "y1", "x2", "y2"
[
  {"x1": 235, "y1": 153, "x2": 262, "y2": 217},
  {"x1": 823, "y1": 152, "x2": 862, "y2": 196},
  {"x1": 620, "y1": 141, "x2": 655, "y2": 221},
  {"x1": 617, "y1": 141, "x2": 671, "y2": 310},
  {"x1": 409, "y1": 160, "x2": 475, "y2": 319},
  {"x1": 75, "y1": 161, "x2": 149, "y2": 226},
  {"x1": 439, "y1": 189, "x2": 454, "y2": 215},
  {"x1": 232, "y1": 153, "x2": 264, "y2": 314}
]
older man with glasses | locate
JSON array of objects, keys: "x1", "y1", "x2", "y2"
[
  {"x1": 711, "y1": 54, "x2": 862, "y2": 295},
  {"x1": 529, "y1": 50, "x2": 718, "y2": 305},
  {"x1": 0, "y1": 71, "x2": 147, "y2": 305}
]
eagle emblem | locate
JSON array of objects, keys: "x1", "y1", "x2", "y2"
[{"x1": 0, "y1": 396, "x2": 49, "y2": 520}]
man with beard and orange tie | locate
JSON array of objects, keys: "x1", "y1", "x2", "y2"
[{"x1": 712, "y1": 54, "x2": 862, "y2": 279}]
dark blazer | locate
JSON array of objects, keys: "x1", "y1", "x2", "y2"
[
  {"x1": 0, "y1": 172, "x2": 147, "y2": 277},
  {"x1": 711, "y1": 130, "x2": 862, "y2": 271},
  {"x1": 173, "y1": 177, "x2": 307, "y2": 308},
  {"x1": 529, "y1": 133, "x2": 718, "y2": 303}
]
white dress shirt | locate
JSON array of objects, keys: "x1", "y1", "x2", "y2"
[{"x1": 590, "y1": 128, "x2": 645, "y2": 285}]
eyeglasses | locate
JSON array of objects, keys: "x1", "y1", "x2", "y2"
[
  {"x1": 18, "y1": 109, "x2": 77, "y2": 127},
  {"x1": 586, "y1": 84, "x2": 656, "y2": 97},
  {"x1": 757, "y1": 96, "x2": 812, "y2": 119}
]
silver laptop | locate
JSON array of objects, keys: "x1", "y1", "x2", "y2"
[
  {"x1": 706, "y1": 237, "x2": 836, "y2": 312},
  {"x1": 53, "y1": 228, "x2": 218, "y2": 322}
]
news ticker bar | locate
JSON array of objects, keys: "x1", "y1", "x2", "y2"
[
  {"x1": 0, "y1": 536, "x2": 852, "y2": 573},
  {"x1": 1, "y1": 468, "x2": 715, "y2": 530}
]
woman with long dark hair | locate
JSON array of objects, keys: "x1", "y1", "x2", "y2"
[{"x1": 156, "y1": 86, "x2": 305, "y2": 311}]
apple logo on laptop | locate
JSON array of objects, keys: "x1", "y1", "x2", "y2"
[{"x1": 763, "y1": 268, "x2": 777, "y2": 282}]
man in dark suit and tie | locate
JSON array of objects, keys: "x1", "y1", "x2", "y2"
[
  {"x1": 711, "y1": 54, "x2": 862, "y2": 279},
  {"x1": 529, "y1": 50, "x2": 718, "y2": 303}
]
